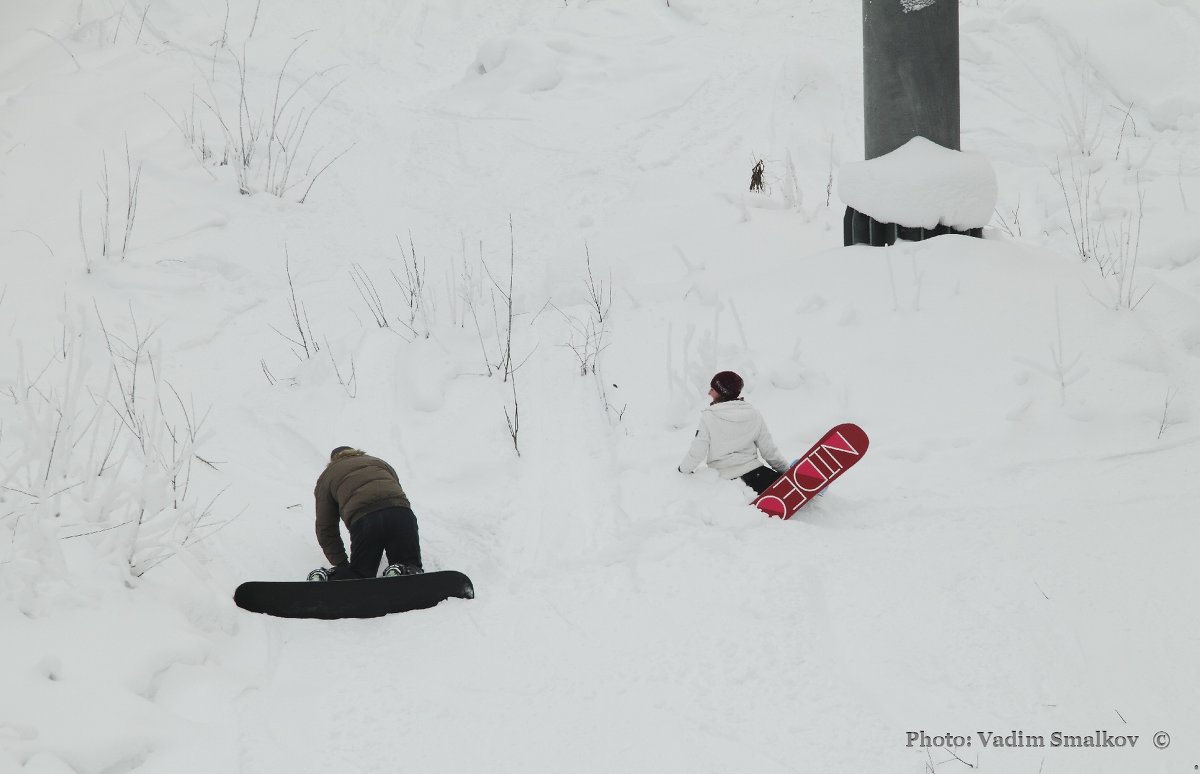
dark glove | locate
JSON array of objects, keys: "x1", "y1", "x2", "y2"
[{"x1": 329, "y1": 561, "x2": 355, "y2": 581}]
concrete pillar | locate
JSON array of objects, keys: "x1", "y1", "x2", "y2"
[{"x1": 862, "y1": 0, "x2": 960, "y2": 159}]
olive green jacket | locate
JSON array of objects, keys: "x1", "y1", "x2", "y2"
[{"x1": 313, "y1": 450, "x2": 411, "y2": 565}]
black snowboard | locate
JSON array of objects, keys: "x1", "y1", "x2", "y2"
[{"x1": 234, "y1": 570, "x2": 474, "y2": 620}]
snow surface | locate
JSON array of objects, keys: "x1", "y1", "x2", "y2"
[
  {"x1": 839, "y1": 136, "x2": 998, "y2": 229},
  {"x1": 901, "y1": 0, "x2": 940, "y2": 13},
  {"x1": 3, "y1": 1, "x2": 1200, "y2": 773}
]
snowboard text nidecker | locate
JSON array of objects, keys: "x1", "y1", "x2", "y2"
[
  {"x1": 754, "y1": 423, "x2": 869, "y2": 519},
  {"x1": 234, "y1": 570, "x2": 474, "y2": 620}
]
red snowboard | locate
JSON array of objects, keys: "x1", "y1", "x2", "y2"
[{"x1": 754, "y1": 423, "x2": 869, "y2": 519}]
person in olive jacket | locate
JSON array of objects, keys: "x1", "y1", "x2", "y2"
[{"x1": 308, "y1": 446, "x2": 424, "y2": 581}]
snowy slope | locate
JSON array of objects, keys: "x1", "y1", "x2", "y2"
[{"x1": 3, "y1": 1, "x2": 1200, "y2": 773}]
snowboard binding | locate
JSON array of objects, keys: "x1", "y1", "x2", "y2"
[{"x1": 382, "y1": 563, "x2": 423, "y2": 578}]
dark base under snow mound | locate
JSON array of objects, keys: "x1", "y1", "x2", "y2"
[{"x1": 844, "y1": 206, "x2": 983, "y2": 247}]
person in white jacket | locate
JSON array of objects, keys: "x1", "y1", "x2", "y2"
[{"x1": 678, "y1": 371, "x2": 791, "y2": 494}]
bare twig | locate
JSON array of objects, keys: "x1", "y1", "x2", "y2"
[
  {"x1": 479, "y1": 217, "x2": 523, "y2": 453},
  {"x1": 43, "y1": 414, "x2": 64, "y2": 485},
  {"x1": 992, "y1": 197, "x2": 1022, "y2": 239},
  {"x1": 1051, "y1": 156, "x2": 1095, "y2": 263},
  {"x1": 1057, "y1": 55, "x2": 1102, "y2": 157},
  {"x1": 110, "y1": 8, "x2": 125, "y2": 45},
  {"x1": 218, "y1": 0, "x2": 230, "y2": 49},
  {"x1": 1157, "y1": 387, "x2": 1177, "y2": 440},
  {"x1": 583, "y1": 243, "x2": 612, "y2": 326},
  {"x1": 1118, "y1": 176, "x2": 1150, "y2": 310},
  {"x1": 298, "y1": 142, "x2": 354, "y2": 204},
  {"x1": 462, "y1": 238, "x2": 493, "y2": 376},
  {"x1": 93, "y1": 302, "x2": 153, "y2": 448},
  {"x1": 1113, "y1": 101, "x2": 1136, "y2": 162},
  {"x1": 271, "y1": 249, "x2": 319, "y2": 358},
  {"x1": 61, "y1": 518, "x2": 136, "y2": 540},
  {"x1": 392, "y1": 233, "x2": 432, "y2": 337},
  {"x1": 249, "y1": 0, "x2": 263, "y2": 38},
  {"x1": 324, "y1": 337, "x2": 358, "y2": 398},
  {"x1": 5, "y1": 229, "x2": 55, "y2": 258},
  {"x1": 350, "y1": 263, "x2": 390, "y2": 330},
  {"x1": 78, "y1": 192, "x2": 91, "y2": 273},
  {"x1": 1047, "y1": 291, "x2": 1084, "y2": 405},
  {"x1": 480, "y1": 216, "x2": 518, "y2": 381},
  {"x1": 504, "y1": 377, "x2": 520, "y2": 457},
  {"x1": 135, "y1": 4, "x2": 151, "y2": 44},
  {"x1": 31, "y1": 29, "x2": 81, "y2": 71},
  {"x1": 121, "y1": 138, "x2": 143, "y2": 260},
  {"x1": 99, "y1": 153, "x2": 112, "y2": 258}
]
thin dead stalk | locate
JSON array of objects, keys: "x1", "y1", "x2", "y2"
[{"x1": 269, "y1": 249, "x2": 320, "y2": 359}]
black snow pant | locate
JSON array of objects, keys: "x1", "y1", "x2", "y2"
[
  {"x1": 740, "y1": 465, "x2": 782, "y2": 495},
  {"x1": 340, "y1": 506, "x2": 422, "y2": 579}
]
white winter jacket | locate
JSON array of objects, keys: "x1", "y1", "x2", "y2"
[{"x1": 678, "y1": 399, "x2": 790, "y2": 479}]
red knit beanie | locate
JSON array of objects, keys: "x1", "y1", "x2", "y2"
[{"x1": 710, "y1": 370, "x2": 744, "y2": 399}]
